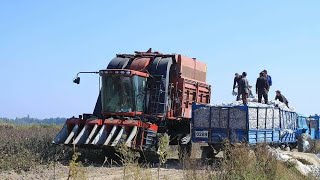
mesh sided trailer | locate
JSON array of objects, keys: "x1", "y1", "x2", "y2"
[{"x1": 192, "y1": 103, "x2": 298, "y2": 145}]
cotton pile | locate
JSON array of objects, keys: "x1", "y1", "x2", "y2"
[{"x1": 194, "y1": 99, "x2": 296, "y2": 131}]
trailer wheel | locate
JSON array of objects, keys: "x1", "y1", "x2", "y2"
[{"x1": 201, "y1": 146, "x2": 216, "y2": 160}]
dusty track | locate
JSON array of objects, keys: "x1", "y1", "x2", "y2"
[
  {"x1": 1, "y1": 150, "x2": 319, "y2": 180},
  {"x1": 1, "y1": 164, "x2": 186, "y2": 180},
  {"x1": 0, "y1": 159, "x2": 188, "y2": 180}
]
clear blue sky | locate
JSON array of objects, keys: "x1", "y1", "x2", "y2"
[{"x1": 0, "y1": 1, "x2": 319, "y2": 119}]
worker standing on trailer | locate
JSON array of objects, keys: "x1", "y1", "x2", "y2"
[
  {"x1": 256, "y1": 72, "x2": 270, "y2": 104},
  {"x1": 233, "y1": 73, "x2": 242, "y2": 101},
  {"x1": 263, "y1": 70, "x2": 272, "y2": 88},
  {"x1": 275, "y1": 90, "x2": 289, "y2": 107},
  {"x1": 239, "y1": 72, "x2": 249, "y2": 105}
]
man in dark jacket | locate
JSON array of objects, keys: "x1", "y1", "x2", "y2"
[
  {"x1": 275, "y1": 90, "x2": 289, "y2": 107},
  {"x1": 233, "y1": 73, "x2": 242, "y2": 101},
  {"x1": 239, "y1": 72, "x2": 249, "y2": 105},
  {"x1": 256, "y1": 72, "x2": 270, "y2": 104}
]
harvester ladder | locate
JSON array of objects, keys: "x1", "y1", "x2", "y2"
[{"x1": 149, "y1": 75, "x2": 167, "y2": 116}]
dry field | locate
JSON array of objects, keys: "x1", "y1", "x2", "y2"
[{"x1": 0, "y1": 123, "x2": 318, "y2": 180}]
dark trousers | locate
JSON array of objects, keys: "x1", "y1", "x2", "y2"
[
  {"x1": 258, "y1": 91, "x2": 268, "y2": 104},
  {"x1": 236, "y1": 87, "x2": 241, "y2": 101},
  {"x1": 242, "y1": 93, "x2": 248, "y2": 105}
]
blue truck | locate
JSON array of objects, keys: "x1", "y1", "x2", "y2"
[{"x1": 191, "y1": 103, "x2": 320, "y2": 154}]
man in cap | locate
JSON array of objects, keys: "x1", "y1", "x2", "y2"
[
  {"x1": 233, "y1": 73, "x2": 242, "y2": 101},
  {"x1": 239, "y1": 72, "x2": 249, "y2": 105},
  {"x1": 256, "y1": 72, "x2": 270, "y2": 104},
  {"x1": 275, "y1": 90, "x2": 289, "y2": 107},
  {"x1": 263, "y1": 70, "x2": 272, "y2": 88}
]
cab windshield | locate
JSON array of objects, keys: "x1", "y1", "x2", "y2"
[{"x1": 101, "y1": 74, "x2": 146, "y2": 113}]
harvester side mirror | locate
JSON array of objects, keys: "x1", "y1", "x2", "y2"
[{"x1": 73, "y1": 77, "x2": 81, "y2": 84}]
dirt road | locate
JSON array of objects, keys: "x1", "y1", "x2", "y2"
[
  {"x1": 1, "y1": 150, "x2": 319, "y2": 180},
  {"x1": 1, "y1": 162, "x2": 186, "y2": 180}
]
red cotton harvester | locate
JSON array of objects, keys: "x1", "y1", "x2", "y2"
[{"x1": 53, "y1": 49, "x2": 211, "y2": 158}]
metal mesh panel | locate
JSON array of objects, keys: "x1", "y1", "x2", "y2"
[
  {"x1": 219, "y1": 109, "x2": 229, "y2": 128},
  {"x1": 280, "y1": 111, "x2": 297, "y2": 130},
  {"x1": 211, "y1": 108, "x2": 228, "y2": 128},
  {"x1": 249, "y1": 107, "x2": 282, "y2": 130},
  {"x1": 258, "y1": 108, "x2": 267, "y2": 129},
  {"x1": 229, "y1": 108, "x2": 247, "y2": 129},
  {"x1": 249, "y1": 108, "x2": 258, "y2": 129},
  {"x1": 274, "y1": 109, "x2": 280, "y2": 128},
  {"x1": 266, "y1": 109, "x2": 274, "y2": 129},
  {"x1": 193, "y1": 107, "x2": 210, "y2": 128},
  {"x1": 211, "y1": 108, "x2": 220, "y2": 128}
]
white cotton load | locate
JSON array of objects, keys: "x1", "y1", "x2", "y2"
[
  {"x1": 211, "y1": 99, "x2": 295, "y2": 129},
  {"x1": 194, "y1": 99, "x2": 296, "y2": 129},
  {"x1": 213, "y1": 99, "x2": 295, "y2": 112}
]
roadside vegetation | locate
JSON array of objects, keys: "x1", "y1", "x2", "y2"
[
  {"x1": 0, "y1": 122, "x2": 66, "y2": 172},
  {"x1": 0, "y1": 121, "x2": 317, "y2": 179}
]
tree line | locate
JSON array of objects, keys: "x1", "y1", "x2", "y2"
[{"x1": 0, "y1": 116, "x2": 66, "y2": 125}]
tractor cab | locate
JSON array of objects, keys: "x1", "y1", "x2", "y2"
[{"x1": 99, "y1": 69, "x2": 149, "y2": 117}]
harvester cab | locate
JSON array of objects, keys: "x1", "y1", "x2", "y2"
[
  {"x1": 53, "y1": 49, "x2": 211, "y2": 156},
  {"x1": 99, "y1": 69, "x2": 148, "y2": 115}
]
